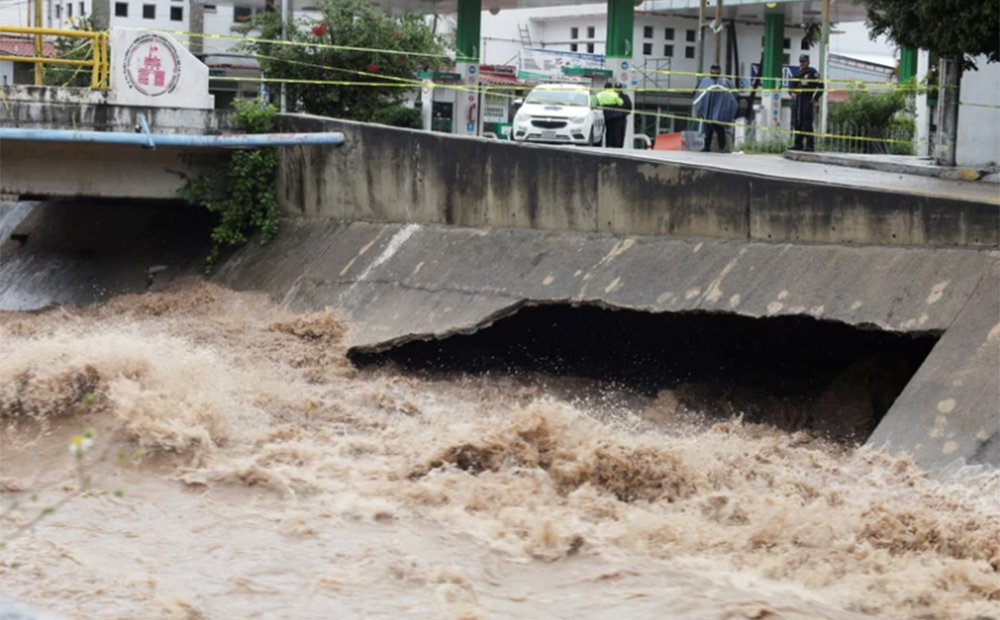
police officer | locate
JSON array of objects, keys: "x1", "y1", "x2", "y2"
[
  {"x1": 789, "y1": 54, "x2": 822, "y2": 152},
  {"x1": 614, "y1": 82, "x2": 633, "y2": 149},
  {"x1": 596, "y1": 82, "x2": 624, "y2": 147}
]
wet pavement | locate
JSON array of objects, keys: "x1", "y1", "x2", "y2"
[{"x1": 582, "y1": 148, "x2": 1000, "y2": 205}]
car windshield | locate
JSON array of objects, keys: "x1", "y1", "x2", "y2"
[{"x1": 525, "y1": 89, "x2": 590, "y2": 107}]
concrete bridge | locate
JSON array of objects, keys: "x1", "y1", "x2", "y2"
[{"x1": 1, "y1": 85, "x2": 998, "y2": 474}]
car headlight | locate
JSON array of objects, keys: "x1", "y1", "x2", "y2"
[{"x1": 570, "y1": 116, "x2": 586, "y2": 124}]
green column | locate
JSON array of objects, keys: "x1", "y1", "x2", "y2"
[
  {"x1": 606, "y1": 0, "x2": 634, "y2": 59},
  {"x1": 762, "y1": 10, "x2": 785, "y2": 90},
  {"x1": 899, "y1": 47, "x2": 918, "y2": 83},
  {"x1": 455, "y1": 0, "x2": 482, "y2": 62}
]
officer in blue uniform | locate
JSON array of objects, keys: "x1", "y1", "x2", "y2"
[{"x1": 789, "y1": 54, "x2": 823, "y2": 152}]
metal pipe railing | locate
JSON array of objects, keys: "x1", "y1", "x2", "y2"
[
  {"x1": 0, "y1": 127, "x2": 346, "y2": 149},
  {"x1": 0, "y1": 25, "x2": 109, "y2": 88}
]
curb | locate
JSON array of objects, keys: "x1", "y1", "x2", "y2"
[{"x1": 782, "y1": 151, "x2": 998, "y2": 182}]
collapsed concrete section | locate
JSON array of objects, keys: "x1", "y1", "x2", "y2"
[{"x1": 208, "y1": 218, "x2": 999, "y2": 472}]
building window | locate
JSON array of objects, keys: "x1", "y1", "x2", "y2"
[
  {"x1": 79, "y1": 2, "x2": 85, "y2": 15},
  {"x1": 783, "y1": 37, "x2": 791, "y2": 49},
  {"x1": 570, "y1": 43, "x2": 578, "y2": 52},
  {"x1": 55, "y1": 4, "x2": 61, "y2": 18},
  {"x1": 664, "y1": 44, "x2": 674, "y2": 57},
  {"x1": 686, "y1": 29, "x2": 696, "y2": 42},
  {"x1": 570, "y1": 27, "x2": 578, "y2": 40},
  {"x1": 643, "y1": 26, "x2": 653, "y2": 39},
  {"x1": 665, "y1": 27, "x2": 674, "y2": 40},
  {"x1": 170, "y1": 6, "x2": 182, "y2": 20},
  {"x1": 67, "y1": 2, "x2": 72, "y2": 16},
  {"x1": 801, "y1": 39, "x2": 810, "y2": 50},
  {"x1": 685, "y1": 46, "x2": 695, "y2": 59},
  {"x1": 587, "y1": 26, "x2": 595, "y2": 38},
  {"x1": 203, "y1": 3, "x2": 217, "y2": 11},
  {"x1": 142, "y1": 3, "x2": 154, "y2": 18},
  {"x1": 586, "y1": 42, "x2": 595, "y2": 53},
  {"x1": 234, "y1": 6, "x2": 252, "y2": 21},
  {"x1": 782, "y1": 53, "x2": 790, "y2": 64},
  {"x1": 642, "y1": 42, "x2": 652, "y2": 55}
]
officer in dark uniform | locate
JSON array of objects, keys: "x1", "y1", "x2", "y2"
[{"x1": 789, "y1": 54, "x2": 822, "y2": 152}]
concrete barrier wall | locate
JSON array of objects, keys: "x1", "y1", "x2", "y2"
[
  {"x1": 0, "y1": 85, "x2": 232, "y2": 134},
  {"x1": 277, "y1": 115, "x2": 999, "y2": 247}
]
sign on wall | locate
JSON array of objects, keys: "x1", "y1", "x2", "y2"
[
  {"x1": 482, "y1": 93, "x2": 509, "y2": 124},
  {"x1": 518, "y1": 48, "x2": 606, "y2": 83},
  {"x1": 111, "y1": 29, "x2": 214, "y2": 109}
]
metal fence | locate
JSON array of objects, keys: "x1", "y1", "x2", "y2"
[
  {"x1": 820, "y1": 123, "x2": 916, "y2": 156},
  {"x1": 739, "y1": 123, "x2": 917, "y2": 156}
]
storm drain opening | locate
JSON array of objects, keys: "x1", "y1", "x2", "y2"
[{"x1": 351, "y1": 305, "x2": 940, "y2": 443}]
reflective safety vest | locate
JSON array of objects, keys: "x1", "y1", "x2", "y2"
[{"x1": 596, "y1": 90, "x2": 623, "y2": 107}]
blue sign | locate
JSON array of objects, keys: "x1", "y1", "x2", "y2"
[
  {"x1": 467, "y1": 122, "x2": 475, "y2": 132},
  {"x1": 621, "y1": 61, "x2": 629, "y2": 70},
  {"x1": 469, "y1": 66, "x2": 477, "y2": 74}
]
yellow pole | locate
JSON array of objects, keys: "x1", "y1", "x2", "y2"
[
  {"x1": 91, "y1": 34, "x2": 100, "y2": 88},
  {"x1": 102, "y1": 32, "x2": 109, "y2": 88},
  {"x1": 33, "y1": 0, "x2": 43, "y2": 85}
]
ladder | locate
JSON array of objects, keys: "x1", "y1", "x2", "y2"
[{"x1": 518, "y1": 22, "x2": 532, "y2": 48}]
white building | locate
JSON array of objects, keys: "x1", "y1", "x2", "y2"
[{"x1": 478, "y1": 3, "x2": 827, "y2": 135}]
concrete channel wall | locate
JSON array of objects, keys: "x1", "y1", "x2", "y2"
[
  {"x1": 0, "y1": 87, "x2": 234, "y2": 200},
  {"x1": 277, "y1": 115, "x2": 999, "y2": 248}
]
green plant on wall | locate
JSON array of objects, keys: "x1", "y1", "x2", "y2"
[{"x1": 183, "y1": 99, "x2": 280, "y2": 271}]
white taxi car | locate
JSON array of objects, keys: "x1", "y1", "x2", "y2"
[{"x1": 512, "y1": 84, "x2": 605, "y2": 146}]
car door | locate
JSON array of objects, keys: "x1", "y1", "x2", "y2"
[{"x1": 590, "y1": 94, "x2": 605, "y2": 139}]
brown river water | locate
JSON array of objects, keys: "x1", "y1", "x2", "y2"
[{"x1": 1, "y1": 282, "x2": 997, "y2": 620}]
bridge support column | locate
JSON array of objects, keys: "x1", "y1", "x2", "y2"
[
  {"x1": 761, "y1": 8, "x2": 785, "y2": 143},
  {"x1": 606, "y1": 0, "x2": 635, "y2": 149},
  {"x1": 455, "y1": 0, "x2": 482, "y2": 137}
]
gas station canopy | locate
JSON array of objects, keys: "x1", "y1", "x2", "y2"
[
  {"x1": 645, "y1": 0, "x2": 868, "y2": 24},
  {"x1": 202, "y1": 0, "x2": 869, "y2": 23}
]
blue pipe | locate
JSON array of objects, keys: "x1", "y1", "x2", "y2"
[{"x1": 0, "y1": 127, "x2": 344, "y2": 148}]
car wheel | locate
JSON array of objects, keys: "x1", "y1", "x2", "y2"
[{"x1": 588, "y1": 127, "x2": 595, "y2": 146}]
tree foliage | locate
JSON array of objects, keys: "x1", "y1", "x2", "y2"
[
  {"x1": 859, "y1": 0, "x2": 999, "y2": 68},
  {"x1": 237, "y1": 0, "x2": 446, "y2": 124},
  {"x1": 828, "y1": 84, "x2": 913, "y2": 129}
]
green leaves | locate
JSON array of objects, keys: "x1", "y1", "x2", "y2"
[
  {"x1": 859, "y1": 0, "x2": 998, "y2": 68},
  {"x1": 236, "y1": 0, "x2": 446, "y2": 124},
  {"x1": 183, "y1": 100, "x2": 280, "y2": 273}
]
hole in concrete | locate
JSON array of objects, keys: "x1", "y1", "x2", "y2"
[{"x1": 352, "y1": 305, "x2": 939, "y2": 443}]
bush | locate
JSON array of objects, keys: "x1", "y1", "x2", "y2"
[
  {"x1": 369, "y1": 105, "x2": 422, "y2": 129},
  {"x1": 827, "y1": 83, "x2": 916, "y2": 154},
  {"x1": 828, "y1": 85, "x2": 912, "y2": 128}
]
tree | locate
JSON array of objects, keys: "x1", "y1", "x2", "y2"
[
  {"x1": 43, "y1": 16, "x2": 103, "y2": 88},
  {"x1": 859, "y1": 0, "x2": 999, "y2": 68},
  {"x1": 237, "y1": 0, "x2": 447, "y2": 124}
]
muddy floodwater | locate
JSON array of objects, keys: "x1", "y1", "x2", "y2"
[{"x1": 1, "y1": 283, "x2": 997, "y2": 620}]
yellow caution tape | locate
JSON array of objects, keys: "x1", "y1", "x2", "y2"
[{"x1": 119, "y1": 26, "x2": 450, "y2": 60}]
